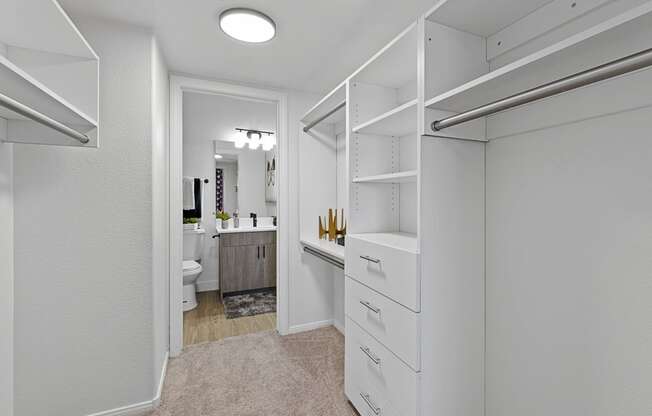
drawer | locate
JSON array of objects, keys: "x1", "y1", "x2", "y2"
[
  {"x1": 345, "y1": 317, "x2": 419, "y2": 416},
  {"x1": 346, "y1": 277, "x2": 420, "y2": 370},
  {"x1": 219, "y1": 231, "x2": 276, "y2": 247},
  {"x1": 345, "y1": 234, "x2": 419, "y2": 311}
]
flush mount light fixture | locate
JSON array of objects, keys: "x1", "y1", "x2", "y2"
[{"x1": 219, "y1": 8, "x2": 276, "y2": 43}]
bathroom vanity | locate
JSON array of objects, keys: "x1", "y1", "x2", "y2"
[{"x1": 217, "y1": 229, "x2": 277, "y2": 299}]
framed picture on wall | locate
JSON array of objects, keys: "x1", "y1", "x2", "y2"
[{"x1": 265, "y1": 151, "x2": 276, "y2": 202}]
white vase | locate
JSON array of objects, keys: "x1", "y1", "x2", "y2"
[{"x1": 221, "y1": 220, "x2": 229, "y2": 229}]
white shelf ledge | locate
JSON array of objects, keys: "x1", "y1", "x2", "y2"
[
  {"x1": 300, "y1": 238, "x2": 345, "y2": 262},
  {"x1": 353, "y1": 170, "x2": 417, "y2": 184},
  {"x1": 425, "y1": 3, "x2": 652, "y2": 113},
  {"x1": 348, "y1": 232, "x2": 418, "y2": 254},
  {"x1": 301, "y1": 81, "x2": 346, "y2": 128},
  {"x1": 0, "y1": 55, "x2": 97, "y2": 128},
  {"x1": 352, "y1": 99, "x2": 417, "y2": 137}
]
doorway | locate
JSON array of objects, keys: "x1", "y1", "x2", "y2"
[{"x1": 170, "y1": 76, "x2": 289, "y2": 356}]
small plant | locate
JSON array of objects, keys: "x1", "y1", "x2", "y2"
[
  {"x1": 183, "y1": 217, "x2": 199, "y2": 224},
  {"x1": 216, "y1": 211, "x2": 231, "y2": 221}
]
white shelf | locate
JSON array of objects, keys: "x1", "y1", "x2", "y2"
[
  {"x1": 352, "y1": 99, "x2": 417, "y2": 137},
  {"x1": 301, "y1": 81, "x2": 346, "y2": 128},
  {"x1": 0, "y1": 0, "x2": 97, "y2": 60},
  {"x1": 425, "y1": 3, "x2": 652, "y2": 113},
  {"x1": 351, "y1": 22, "x2": 417, "y2": 89},
  {"x1": 300, "y1": 238, "x2": 345, "y2": 262},
  {"x1": 0, "y1": 55, "x2": 97, "y2": 127},
  {"x1": 348, "y1": 232, "x2": 418, "y2": 254},
  {"x1": 0, "y1": 0, "x2": 99, "y2": 147},
  {"x1": 353, "y1": 170, "x2": 417, "y2": 184}
]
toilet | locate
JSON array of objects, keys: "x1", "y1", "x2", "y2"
[{"x1": 183, "y1": 228, "x2": 205, "y2": 311}]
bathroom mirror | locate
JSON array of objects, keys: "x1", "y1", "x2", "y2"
[{"x1": 214, "y1": 139, "x2": 277, "y2": 218}]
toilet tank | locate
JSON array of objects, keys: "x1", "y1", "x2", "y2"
[{"x1": 183, "y1": 228, "x2": 205, "y2": 261}]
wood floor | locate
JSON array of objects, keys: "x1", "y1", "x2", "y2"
[{"x1": 183, "y1": 290, "x2": 276, "y2": 346}]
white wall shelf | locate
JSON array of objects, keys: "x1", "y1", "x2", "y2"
[
  {"x1": 352, "y1": 170, "x2": 417, "y2": 184},
  {"x1": 352, "y1": 99, "x2": 417, "y2": 137},
  {"x1": 425, "y1": 2, "x2": 652, "y2": 113},
  {"x1": 300, "y1": 238, "x2": 345, "y2": 262},
  {"x1": 0, "y1": 0, "x2": 99, "y2": 147},
  {"x1": 301, "y1": 81, "x2": 346, "y2": 128},
  {"x1": 347, "y1": 232, "x2": 418, "y2": 254},
  {"x1": 351, "y1": 23, "x2": 417, "y2": 90}
]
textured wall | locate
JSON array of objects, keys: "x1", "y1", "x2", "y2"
[{"x1": 13, "y1": 18, "x2": 157, "y2": 416}]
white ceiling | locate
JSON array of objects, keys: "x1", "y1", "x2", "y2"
[{"x1": 59, "y1": 0, "x2": 436, "y2": 94}]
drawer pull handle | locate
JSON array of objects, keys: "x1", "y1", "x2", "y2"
[
  {"x1": 360, "y1": 345, "x2": 381, "y2": 365},
  {"x1": 359, "y1": 392, "x2": 381, "y2": 415},
  {"x1": 360, "y1": 255, "x2": 381, "y2": 264},
  {"x1": 359, "y1": 300, "x2": 380, "y2": 314}
]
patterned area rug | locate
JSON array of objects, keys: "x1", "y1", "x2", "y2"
[{"x1": 223, "y1": 289, "x2": 276, "y2": 319}]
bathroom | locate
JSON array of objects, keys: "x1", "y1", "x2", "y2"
[{"x1": 181, "y1": 91, "x2": 278, "y2": 345}]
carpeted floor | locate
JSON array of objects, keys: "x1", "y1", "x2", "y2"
[{"x1": 150, "y1": 326, "x2": 357, "y2": 416}]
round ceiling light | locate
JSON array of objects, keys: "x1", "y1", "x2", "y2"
[{"x1": 219, "y1": 8, "x2": 276, "y2": 43}]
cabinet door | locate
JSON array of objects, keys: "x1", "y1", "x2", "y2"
[
  {"x1": 263, "y1": 243, "x2": 276, "y2": 287},
  {"x1": 221, "y1": 245, "x2": 263, "y2": 293}
]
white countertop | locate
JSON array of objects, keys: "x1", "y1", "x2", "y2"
[
  {"x1": 300, "y1": 237, "x2": 345, "y2": 261},
  {"x1": 216, "y1": 225, "x2": 277, "y2": 235}
]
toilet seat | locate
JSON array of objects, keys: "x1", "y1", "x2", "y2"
[{"x1": 183, "y1": 260, "x2": 201, "y2": 273}]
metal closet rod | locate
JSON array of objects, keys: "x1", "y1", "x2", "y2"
[
  {"x1": 303, "y1": 246, "x2": 344, "y2": 269},
  {"x1": 432, "y1": 47, "x2": 652, "y2": 132},
  {"x1": 0, "y1": 92, "x2": 90, "y2": 144},
  {"x1": 303, "y1": 100, "x2": 346, "y2": 133}
]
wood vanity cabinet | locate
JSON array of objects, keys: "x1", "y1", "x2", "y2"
[{"x1": 219, "y1": 231, "x2": 276, "y2": 297}]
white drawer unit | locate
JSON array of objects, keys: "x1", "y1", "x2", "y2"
[
  {"x1": 346, "y1": 276, "x2": 420, "y2": 370},
  {"x1": 345, "y1": 317, "x2": 419, "y2": 416},
  {"x1": 345, "y1": 233, "x2": 419, "y2": 311}
]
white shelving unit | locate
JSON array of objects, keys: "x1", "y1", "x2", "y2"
[
  {"x1": 352, "y1": 99, "x2": 417, "y2": 137},
  {"x1": 0, "y1": 0, "x2": 99, "y2": 147},
  {"x1": 423, "y1": 0, "x2": 652, "y2": 138},
  {"x1": 305, "y1": 1, "x2": 652, "y2": 415},
  {"x1": 352, "y1": 170, "x2": 417, "y2": 184}
]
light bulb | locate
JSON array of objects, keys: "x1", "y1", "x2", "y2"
[
  {"x1": 234, "y1": 131, "x2": 247, "y2": 148},
  {"x1": 248, "y1": 132, "x2": 261, "y2": 150}
]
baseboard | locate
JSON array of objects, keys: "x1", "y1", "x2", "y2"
[
  {"x1": 196, "y1": 280, "x2": 218, "y2": 292},
  {"x1": 87, "y1": 352, "x2": 169, "y2": 416},
  {"x1": 288, "y1": 319, "x2": 334, "y2": 334},
  {"x1": 86, "y1": 401, "x2": 153, "y2": 416},
  {"x1": 333, "y1": 319, "x2": 345, "y2": 335},
  {"x1": 152, "y1": 351, "x2": 169, "y2": 407}
]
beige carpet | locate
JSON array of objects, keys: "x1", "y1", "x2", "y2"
[{"x1": 150, "y1": 326, "x2": 357, "y2": 416}]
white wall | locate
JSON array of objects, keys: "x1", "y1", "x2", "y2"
[
  {"x1": 0, "y1": 141, "x2": 14, "y2": 416},
  {"x1": 182, "y1": 93, "x2": 276, "y2": 291},
  {"x1": 150, "y1": 36, "x2": 169, "y2": 396},
  {"x1": 293, "y1": 120, "x2": 339, "y2": 331},
  {"x1": 486, "y1": 106, "x2": 652, "y2": 416},
  {"x1": 13, "y1": 17, "x2": 164, "y2": 416}
]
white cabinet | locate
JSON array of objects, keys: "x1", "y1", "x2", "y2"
[{"x1": 0, "y1": 0, "x2": 99, "y2": 147}]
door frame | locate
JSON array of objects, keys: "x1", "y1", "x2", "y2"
[{"x1": 169, "y1": 75, "x2": 289, "y2": 357}]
